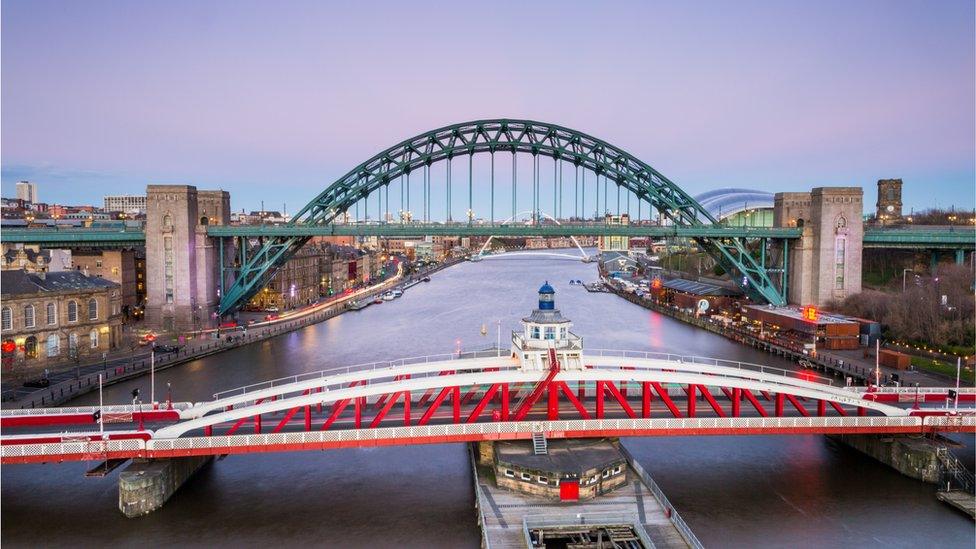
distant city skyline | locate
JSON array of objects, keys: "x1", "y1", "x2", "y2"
[{"x1": 2, "y1": 0, "x2": 974, "y2": 214}]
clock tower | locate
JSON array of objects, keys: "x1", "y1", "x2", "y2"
[{"x1": 876, "y1": 179, "x2": 903, "y2": 221}]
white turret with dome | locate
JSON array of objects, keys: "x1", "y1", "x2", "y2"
[{"x1": 511, "y1": 282, "x2": 583, "y2": 371}]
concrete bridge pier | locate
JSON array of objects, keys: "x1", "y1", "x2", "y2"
[{"x1": 118, "y1": 455, "x2": 214, "y2": 518}]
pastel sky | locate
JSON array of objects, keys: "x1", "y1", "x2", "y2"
[{"x1": 2, "y1": 0, "x2": 974, "y2": 216}]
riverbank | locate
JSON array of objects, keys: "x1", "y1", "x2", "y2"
[
  {"x1": 1, "y1": 258, "x2": 464, "y2": 410},
  {"x1": 601, "y1": 281, "x2": 955, "y2": 388}
]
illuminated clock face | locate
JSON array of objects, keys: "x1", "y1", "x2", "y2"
[{"x1": 886, "y1": 205, "x2": 894, "y2": 212}]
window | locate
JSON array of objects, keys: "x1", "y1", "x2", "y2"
[
  {"x1": 834, "y1": 237, "x2": 846, "y2": 290},
  {"x1": 67, "y1": 300, "x2": 78, "y2": 322},
  {"x1": 544, "y1": 327, "x2": 555, "y2": 340},
  {"x1": 520, "y1": 473, "x2": 532, "y2": 481},
  {"x1": 612, "y1": 466, "x2": 622, "y2": 475},
  {"x1": 46, "y1": 302, "x2": 57, "y2": 326},
  {"x1": 531, "y1": 326, "x2": 540, "y2": 339},
  {"x1": 538, "y1": 476, "x2": 548, "y2": 485},
  {"x1": 164, "y1": 236, "x2": 174, "y2": 303},
  {"x1": 69, "y1": 333, "x2": 78, "y2": 351},
  {"x1": 46, "y1": 334, "x2": 59, "y2": 357},
  {"x1": 24, "y1": 305, "x2": 35, "y2": 328},
  {"x1": 559, "y1": 328, "x2": 566, "y2": 339},
  {"x1": 88, "y1": 298, "x2": 98, "y2": 320},
  {"x1": 504, "y1": 470, "x2": 515, "y2": 478},
  {"x1": 602, "y1": 470, "x2": 610, "y2": 478},
  {"x1": 95, "y1": 260, "x2": 102, "y2": 268},
  {"x1": 163, "y1": 214, "x2": 172, "y2": 227},
  {"x1": 89, "y1": 329, "x2": 99, "y2": 349},
  {"x1": 1, "y1": 307, "x2": 11, "y2": 331}
]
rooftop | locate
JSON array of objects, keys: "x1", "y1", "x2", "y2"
[
  {"x1": 744, "y1": 305, "x2": 857, "y2": 325},
  {"x1": 495, "y1": 438, "x2": 624, "y2": 474},
  {"x1": 662, "y1": 278, "x2": 741, "y2": 297},
  {"x1": 1, "y1": 270, "x2": 119, "y2": 296}
]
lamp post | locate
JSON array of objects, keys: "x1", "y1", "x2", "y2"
[
  {"x1": 150, "y1": 346, "x2": 156, "y2": 405},
  {"x1": 902, "y1": 269, "x2": 914, "y2": 292}
]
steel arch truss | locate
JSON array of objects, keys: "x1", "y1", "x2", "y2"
[{"x1": 219, "y1": 119, "x2": 785, "y2": 314}]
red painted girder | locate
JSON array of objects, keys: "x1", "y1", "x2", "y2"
[
  {"x1": 741, "y1": 389, "x2": 769, "y2": 417},
  {"x1": 465, "y1": 384, "x2": 501, "y2": 423},
  {"x1": 696, "y1": 385, "x2": 727, "y2": 417},
  {"x1": 651, "y1": 382, "x2": 683, "y2": 418},
  {"x1": 417, "y1": 387, "x2": 453, "y2": 426},
  {"x1": 603, "y1": 381, "x2": 636, "y2": 419},
  {"x1": 784, "y1": 394, "x2": 810, "y2": 417},
  {"x1": 557, "y1": 382, "x2": 591, "y2": 419}
]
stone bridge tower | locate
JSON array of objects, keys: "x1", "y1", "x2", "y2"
[
  {"x1": 774, "y1": 187, "x2": 863, "y2": 307},
  {"x1": 145, "y1": 185, "x2": 232, "y2": 332}
]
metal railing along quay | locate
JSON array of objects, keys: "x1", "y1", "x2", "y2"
[{"x1": 618, "y1": 444, "x2": 704, "y2": 549}]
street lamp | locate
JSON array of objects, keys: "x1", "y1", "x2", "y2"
[{"x1": 902, "y1": 269, "x2": 914, "y2": 292}]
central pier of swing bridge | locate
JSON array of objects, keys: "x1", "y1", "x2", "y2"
[{"x1": 2, "y1": 284, "x2": 973, "y2": 527}]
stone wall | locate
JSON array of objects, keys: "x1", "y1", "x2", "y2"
[
  {"x1": 118, "y1": 455, "x2": 214, "y2": 517},
  {"x1": 773, "y1": 187, "x2": 863, "y2": 306},
  {"x1": 145, "y1": 185, "x2": 230, "y2": 331},
  {"x1": 829, "y1": 434, "x2": 942, "y2": 484}
]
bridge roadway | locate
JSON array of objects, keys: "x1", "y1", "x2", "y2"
[
  {"x1": 2, "y1": 225, "x2": 973, "y2": 250},
  {"x1": 2, "y1": 351, "x2": 973, "y2": 464}
]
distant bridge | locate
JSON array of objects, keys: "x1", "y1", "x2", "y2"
[
  {"x1": 3, "y1": 224, "x2": 972, "y2": 248},
  {"x1": 3, "y1": 350, "x2": 973, "y2": 464}
]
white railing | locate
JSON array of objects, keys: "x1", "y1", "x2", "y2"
[
  {"x1": 619, "y1": 444, "x2": 703, "y2": 548},
  {"x1": 586, "y1": 349, "x2": 835, "y2": 385},
  {"x1": 1, "y1": 438, "x2": 143, "y2": 459},
  {"x1": 0, "y1": 402, "x2": 193, "y2": 416},
  {"x1": 467, "y1": 447, "x2": 494, "y2": 549},
  {"x1": 211, "y1": 348, "x2": 836, "y2": 402},
  {"x1": 5, "y1": 416, "x2": 974, "y2": 461},
  {"x1": 847, "y1": 386, "x2": 976, "y2": 394},
  {"x1": 212, "y1": 350, "x2": 512, "y2": 399}
]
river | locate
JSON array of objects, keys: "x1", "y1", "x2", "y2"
[{"x1": 2, "y1": 253, "x2": 973, "y2": 547}]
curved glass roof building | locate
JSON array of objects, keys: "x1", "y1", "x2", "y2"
[{"x1": 694, "y1": 188, "x2": 774, "y2": 221}]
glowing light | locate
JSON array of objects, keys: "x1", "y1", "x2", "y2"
[{"x1": 802, "y1": 306, "x2": 818, "y2": 322}]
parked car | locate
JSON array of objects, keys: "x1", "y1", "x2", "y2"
[
  {"x1": 153, "y1": 344, "x2": 180, "y2": 353},
  {"x1": 23, "y1": 378, "x2": 50, "y2": 388}
]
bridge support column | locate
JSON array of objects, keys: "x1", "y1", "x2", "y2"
[
  {"x1": 118, "y1": 455, "x2": 214, "y2": 518},
  {"x1": 773, "y1": 187, "x2": 863, "y2": 306},
  {"x1": 955, "y1": 249, "x2": 965, "y2": 265},
  {"x1": 827, "y1": 434, "x2": 944, "y2": 485}
]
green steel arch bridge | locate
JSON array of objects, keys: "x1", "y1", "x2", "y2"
[{"x1": 3, "y1": 119, "x2": 973, "y2": 315}]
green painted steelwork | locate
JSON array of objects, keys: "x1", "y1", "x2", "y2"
[
  {"x1": 217, "y1": 119, "x2": 792, "y2": 313},
  {"x1": 205, "y1": 223, "x2": 801, "y2": 238},
  {"x1": 0, "y1": 228, "x2": 146, "y2": 248},
  {"x1": 862, "y1": 227, "x2": 975, "y2": 249}
]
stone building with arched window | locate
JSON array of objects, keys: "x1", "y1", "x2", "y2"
[{"x1": 0, "y1": 270, "x2": 122, "y2": 374}]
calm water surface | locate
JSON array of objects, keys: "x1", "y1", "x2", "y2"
[{"x1": 3, "y1": 254, "x2": 973, "y2": 548}]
